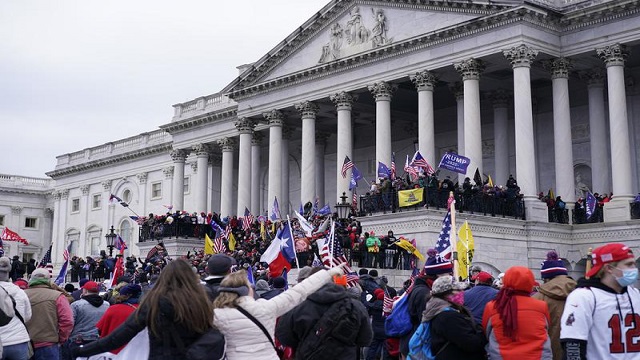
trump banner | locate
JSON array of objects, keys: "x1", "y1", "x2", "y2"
[
  {"x1": 397, "y1": 188, "x2": 424, "y2": 207},
  {"x1": 438, "y1": 152, "x2": 471, "y2": 174}
]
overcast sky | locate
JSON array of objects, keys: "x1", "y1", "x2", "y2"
[{"x1": 0, "y1": 0, "x2": 328, "y2": 178}]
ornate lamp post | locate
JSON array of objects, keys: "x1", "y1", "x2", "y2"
[
  {"x1": 105, "y1": 225, "x2": 116, "y2": 257},
  {"x1": 335, "y1": 192, "x2": 351, "y2": 220}
]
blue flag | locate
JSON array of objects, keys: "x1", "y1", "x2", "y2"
[
  {"x1": 317, "y1": 203, "x2": 332, "y2": 216},
  {"x1": 271, "y1": 196, "x2": 281, "y2": 221},
  {"x1": 282, "y1": 268, "x2": 289, "y2": 290},
  {"x1": 210, "y1": 220, "x2": 223, "y2": 239},
  {"x1": 299, "y1": 203, "x2": 304, "y2": 215},
  {"x1": 54, "y1": 243, "x2": 73, "y2": 286},
  {"x1": 586, "y1": 192, "x2": 597, "y2": 219},
  {"x1": 377, "y1": 162, "x2": 391, "y2": 179},
  {"x1": 247, "y1": 265, "x2": 255, "y2": 286},
  {"x1": 349, "y1": 172, "x2": 358, "y2": 190},
  {"x1": 352, "y1": 165, "x2": 363, "y2": 182}
]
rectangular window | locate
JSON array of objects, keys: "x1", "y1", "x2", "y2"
[
  {"x1": 151, "y1": 182, "x2": 162, "y2": 199},
  {"x1": 0, "y1": 215, "x2": 4, "y2": 226},
  {"x1": 183, "y1": 177, "x2": 190, "y2": 194},
  {"x1": 71, "y1": 198, "x2": 80, "y2": 213},
  {"x1": 24, "y1": 217, "x2": 37, "y2": 229},
  {"x1": 92, "y1": 194, "x2": 102, "y2": 209}
]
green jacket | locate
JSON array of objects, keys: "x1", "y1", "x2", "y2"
[{"x1": 366, "y1": 236, "x2": 381, "y2": 248}]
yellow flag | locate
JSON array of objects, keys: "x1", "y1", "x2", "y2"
[
  {"x1": 397, "y1": 188, "x2": 424, "y2": 207},
  {"x1": 228, "y1": 232, "x2": 236, "y2": 251},
  {"x1": 456, "y1": 221, "x2": 475, "y2": 280},
  {"x1": 260, "y1": 222, "x2": 266, "y2": 241},
  {"x1": 488, "y1": 175, "x2": 494, "y2": 188},
  {"x1": 396, "y1": 238, "x2": 425, "y2": 261},
  {"x1": 204, "y1": 234, "x2": 214, "y2": 255}
]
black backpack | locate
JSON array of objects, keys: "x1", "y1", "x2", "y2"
[{"x1": 296, "y1": 298, "x2": 361, "y2": 360}]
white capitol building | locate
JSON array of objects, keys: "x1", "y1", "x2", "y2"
[{"x1": 2, "y1": 0, "x2": 640, "y2": 279}]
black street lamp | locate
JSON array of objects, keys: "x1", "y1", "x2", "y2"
[
  {"x1": 335, "y1": 192, "x2": 351, "y2": 220},
  {"x1": 105, "y1": 225, "x2": 117, "y2": 257}
]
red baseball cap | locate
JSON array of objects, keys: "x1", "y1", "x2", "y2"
[
  {"x1": 471, "y1": 271, "x2": 493, "y2": 283},
  {"x1": 81, "y1": 281, "x2": 100, "y2": 293},
  {"x1": 586, "y1": 243, "x2": 635, "y2": 278}
]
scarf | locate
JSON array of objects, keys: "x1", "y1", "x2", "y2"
[{"x1": 493, "y1": 288, "x2": 531, "y2": 341}]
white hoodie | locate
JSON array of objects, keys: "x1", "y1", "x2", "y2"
[{"x1": 0, "y1": 282, "x2": 32, "y2": 346}]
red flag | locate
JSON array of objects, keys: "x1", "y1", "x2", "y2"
[
  {"x1": 110, "y1": 255, "x2": 125, "y2": 288},
  {"x1": 1, "y1": 228, "x2": 28, "y2": 245},
  {"x1": 268, "y1": 252, "x2": 291, "y2": 278}
]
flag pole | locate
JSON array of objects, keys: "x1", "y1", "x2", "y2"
[
  {"x1": 328, "y1": 219, "x2": 335, "y2": 267},
  {"x1": 449, "y1": 191, "x2": 458, "y2": 280},
  {"x1": 286, "y1": 215, "x2": 301, "y2": 269},
  {"x1": 465, "y1": 221, "x2": 470, "y2": 281}
]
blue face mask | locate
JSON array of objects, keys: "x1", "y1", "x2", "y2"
[{"x1": 614, "y1": 267, "x2": 638, "y2": 287}]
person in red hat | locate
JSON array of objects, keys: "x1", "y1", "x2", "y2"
[
  {"x1": 560, "y1": 243, "x2": 639, "y2": 360},
  {"x1": 464, "y1": 271, "x2": 499, "y2": 324}
]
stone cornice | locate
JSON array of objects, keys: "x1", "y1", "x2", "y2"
[
  {"x1": 46, "y1": 143, "x2": 173, "y2": 179},
  {"x1": 560, "y1": 0, "x2": 640, "y2": 32},
  {"x1": 0, "y1": 187, "x2": 52, "y2": 196},
  {"x1": 159, "y1": 109, "x2": 238, "y2": 135}
]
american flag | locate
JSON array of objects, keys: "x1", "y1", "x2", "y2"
[
  {"x1": 213, "y1": 236, "x2": 226, "y2": 254},
  {"x1": 224, "y1": 224, "x2": 232, "y2": 241},
  {"x1": 109, "y1": 194, "x2": 129, "y2": 207},
  {"x1": 404, "y1": 154, "x2": 419, "y2": 181},
  {"x1": 352, "y1": 189, "x2": 358, "y2": 210},
  {"x1": 411, "y1": 151, "x2": 435, "y2": 176},
  {"x1": 319, "y1": 222, "x2": 358, "y2": 287},
  {"x1": 341, "y1": 156, "x2": 354, "y2": 178},
  {"x1": 38, "y1": 243, "x2": 53, "y2": 268},
  {"x1": 62, "y1": 243, "x2": 70, "y2": 261},
  {"x1": 390, "y1": 152, "x2": 396, "y2": 180},
  {"x1": 242, "y1": 207, "x2": 254, "y2": 231},
  {"x1": 436, "y1": 211, "x2": 453, "y2": 260},
  {"x1": 115, "y1": 235, "x2": 127, "y2": 251}
]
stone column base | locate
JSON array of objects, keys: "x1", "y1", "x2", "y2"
[
  {"x1": 525, "y1": 198, "x2": 549, "y2": 222},
  {"x1": 604, "y1": 199, "x2": 631, "y2": 222}
]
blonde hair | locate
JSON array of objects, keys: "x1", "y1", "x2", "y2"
[{"x1": 213, "y1": 270, "x2": 249, "y2": 309}]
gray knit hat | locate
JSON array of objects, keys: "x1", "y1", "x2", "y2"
[
  {"x1": 431, "y1": 275, "x2": 467, "y2": 296},
  {"x1": 297, "y1": 266, "x2": 313, "y2": 283},
  {"x1": 0, "y1": 257, "x2": 10, "y2": 282}
]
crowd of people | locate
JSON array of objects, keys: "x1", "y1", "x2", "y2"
[{"x1": 0, "y1": 240, "x2": 635, "y2": 360}]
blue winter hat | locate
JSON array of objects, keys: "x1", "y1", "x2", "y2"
[
  {"x1": 424, "y1": 249, "x2": 453, "y2": 275},
  {"x1": 540, "y1": 251, "x2": 568, "y2": 279}
]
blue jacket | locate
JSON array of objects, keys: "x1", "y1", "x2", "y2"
[{"x1": 464, "y1": 284, "x2": 498, "y2": 324}]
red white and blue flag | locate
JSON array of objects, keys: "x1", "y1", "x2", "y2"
[
  {"x1": 411, "y1": 151, "x2": 435, "y2": 176},
  {"x1": 242, "y1": 207, "x2": 254, "y2": 231},
  {"x1": 55, "y1": 243, "x2": 73, "y2": 285},
  {"x1": 38, "y1": 243, "x2": 53, "y2": 268},
  {"x1": 115, "y1": 235, "x2": 127, "y2": 252},
  {"x1": 436, "y1": 211, "x2": 452, "y2": 260},
  {"x1": 391, "y1": 152, "x2": 396, "y2": 180},
  {"x1": 404, "y1": 154, "x2": 419, "y2": 181},
  {"x1": 341, "y1": 156, "x2": 354, "y2": 178}
]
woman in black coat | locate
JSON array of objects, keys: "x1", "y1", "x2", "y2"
[{"x1": 365, "y1": 289, "x2": 387, "y2": 360}]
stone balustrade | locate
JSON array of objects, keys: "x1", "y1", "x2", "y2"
[{"x1": 172, "y1": 92, "x2": 237, "y2": 120}]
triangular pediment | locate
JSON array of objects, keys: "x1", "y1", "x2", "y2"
[{"x1": 224, "y1": 0, "x2": 516, "y2": 96}]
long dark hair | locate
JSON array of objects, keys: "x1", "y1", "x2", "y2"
[{"x1": 137, "y1": 259, "x2": 212, "y2": 338}]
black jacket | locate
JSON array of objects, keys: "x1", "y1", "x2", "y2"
[
  {"x1": 365, "y1": 298, "x2": 385, "y2": 339},
  {"x1": 73, "y1": 297, "x2": 223, "y2": 360},
  {"x1": 431, "y1": 309, "x2": 487, "y2": 360},
  {"x1": 400, "y1": 276, "x2": 431, "y2": 355},
  {"x1": 203, "y1": 276, "x2": 224, "y2": 301},
  {"x1": 276, "y1": 283, "x2": 373, "y2": 359}
]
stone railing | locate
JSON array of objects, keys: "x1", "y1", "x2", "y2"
[
  {"x1": 172, "y1": 92, "x2": 237, "y2": 120},
  {"x1": 0, "y1": 174, "x2": 53, "y2": 189},
  {"x1": 54, "y1": 129, "x2": 170, "y2": 168}
]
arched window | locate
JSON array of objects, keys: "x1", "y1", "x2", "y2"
[
  {"x1": 65, "y1": 229, "x2": 80, "y2": 257},
  {"x1": 122, "y1": 189, "x2": 132, "y2": 203},
  {"x1": 86, "y1": 225, "x2": 102, "y2": 256},
  {"x1": 119, "y1": 219, "x2": 132, "y2": 257}
]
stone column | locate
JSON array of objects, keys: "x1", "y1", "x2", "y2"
[
  {"x1": 490, "y1": 90, "x2": 510, "y2": 187},
  {"x1": 235, "y1": 118, "x2": 256, "y2": 214},
  {"x1": 162, "y1": 166, "x2": 174, "y2": 213},
  {"x1": 504, "y1": 44, "x2": 546, "y2": 221},
  {"x1": 330, "y1": 92, "x2": 357, "y2": 202},
  {"x1": 209, "y1": 153, "x2": 223, "y2": 213},
  {"x1": 295, "y1": 101, "x2": 319, "y2": 205},
  {"x1": 368, "y1": 82, "x2": 397, "y2": 178},
  {"x1": 546, "y1": 58, "x2": 576, "y2": 202},
  {"x1": 192, "y1": 144, "x2": 210, "y2": 213},
  {"x1": 52, "y1": 192, "x2": 62, "y2": 259},
  {"x1": 8, "y1": 206, "x2": 22, "y2": 258},
  {"x1": 410, "y1": 70, "x2": 437, "y2": 166},
  {"x1": 101, "y1": 180, "x2": 113, "y2": 251},
  {"x1": 580, "y1": 70, "x2": 610, "y2": 194},
  {"x1": 454, "y1": 58, "x2": 485, "y2": 179},
  {"x1": 264, "y1": 110, "x2": 284, "y2": 213},
  {"x1": 281, "y1": 126, "x2": 292, "y2": 216},
  {"x1": 450, "y1": 82, "x2": 465, "y2": 184},
  {"x1": 315, "y1": 132, "x2": 330, "y2": 205},
  {"x1": 170, "y1": 149, "x2": 188, "y2": 212},
  {"x1": 136, "y1": 173, "x2": 148, "y2": 217},
  {"x1": 251, "y1": 133, "x2": 263, "y2": 215},
  {"x1": 218, "y1": 138, "x2": 236, "y2": 218},
  {"x1": 59, "y1": 190, "x2": 70, "y2": 261},
  {"x1": 597, "y1": 44, "x2": 633, "y2": 220}
]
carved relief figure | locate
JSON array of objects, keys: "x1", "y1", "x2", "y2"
[
  {"x1": 319, "y1": 23, "x2": 344, "y2": 63},
  {"x1": 575, "y1": 172, "x2": 591, "y2": 199},
  {"x1": 345, "y1": 6, "x2": 369, "y2": 45},
  {"x1": 371, "y1": 9, "x2": 391, "y2": 47}
]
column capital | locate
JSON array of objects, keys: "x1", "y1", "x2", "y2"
[
  {"x1": 368, "y1": 81, "x2": 397, "y2": 101},
  {"x1": 80, "y1": 185, "x2": 90, "y2": 196},
  {"x1": 60, "y1": 189, "x2": 70, "y2": 199},
  {"x1": 503, "y1": 44, "x2": 539, "y2": 68},
  {"x1": 543, "y1": 57, "x2": 573, "y2": 79},
  {"x1": 295, "y1": 101, "x2": 319, "y2": 118},
  {"x1": 251, "y1": 132, "x2": 264, "y2": 146},
  {"x1": 489, "y1": 89, "x2": 511, "y2": 108},
  {"x1": 410, "y1": 70, "x2": 437, "y2": 91},
  {"x1": 192, "y1": 143, "x2": 211, "y2": 157},
  {"x1": 11, "y1": 206, "x2": 23, "y2": 215},
  {"x1": 315, "y1": 132, "x2": 331, "y2": 145},
  {"x1": 45, "y1": 208, "x2": 54, "y2": 218},
  {"x1": 218, "y1": 137, "x2": 236, "y2": 152},
  {"x1": 163, "y1": 166, "x2": 175, "y2": 179},
  {"x1": 53, "y1": 191, "x2": 61, "y2": 201},
  {"x1": 170, "y1": 148, "x2": 188, "y2": 162},
  {"x1": 234, "y1": 117, "x2": 257, "y2": 134},
  {"x1": 330, "y1": 91, "x2": 358, "y2": 110},
  {"x1": 263, "y1": 109, "x2": 285, "y2": 126},
  {"x1": 190, "y1": 162, "x2": 198, "y2": 174},
  {"x1": 579, "y1": 69, "x2": 605, "y2": 87},
  {"x1": 136, "y1": 172, "x2": 148, "y2": 184},
  {"x1": 209, "y1": 152, "x2": 223, "y2": 166},
  {"x1": 282, "y1": 125, "x2": 293, "y2": 140},
  {"x1": 596, "y1": 44, "x2": 629, "y2": 67},
  {"x1": 101, "y1": 180, "x2": 112, "y2": 191},
  {"x1": 449, "y1": 82, "x2": 464, "y2": 100},
  {"x1": 453, "y1": 58, "x2": 485, "y2": 80}
]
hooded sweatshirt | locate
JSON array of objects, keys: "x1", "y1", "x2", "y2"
[
  {"x1": 532, "y1": 275, "x2": 576, "y2": 360},
  {"x1": 70, "y1": 293, "x2": 110, "y2": 341}
]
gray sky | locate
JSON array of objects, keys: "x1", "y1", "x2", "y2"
[{"x1": 0, "y1": 0, "x2": 328, "y2": 178}]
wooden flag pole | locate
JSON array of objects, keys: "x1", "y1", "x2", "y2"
[
  {"x1": 585, "y1": 247, "x2": 593, "y2": 279},
  {"x1": 449, "y1": 191, "x2": 458, "y2": 280}
]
